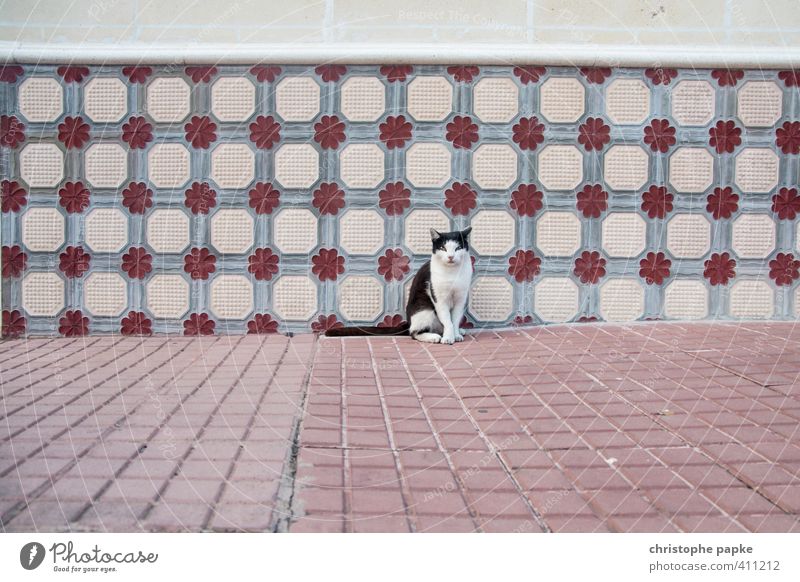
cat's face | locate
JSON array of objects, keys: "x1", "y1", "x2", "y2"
[{"x1": 430, "y1": 227, "x2": 471, "y2": 267}]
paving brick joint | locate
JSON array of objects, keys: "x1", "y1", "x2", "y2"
[{"x1": 1, "y1": 322, "x2": 799, "y2": 533}]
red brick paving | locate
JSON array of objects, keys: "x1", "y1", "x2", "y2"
[{"x1": 1, "y1": 322, "x2": 800, "y2": 532}]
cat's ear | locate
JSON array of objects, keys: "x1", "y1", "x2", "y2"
[
  {"x1": 462, "y1": 226, "x2": 472, "y2": 239},
  {"x1": 430, "y1": 228, "x2": 441, "y2": 241}
]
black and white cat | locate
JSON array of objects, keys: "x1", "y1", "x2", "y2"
[{"x1": 326, "y1": 227, "x2": 473, "y2": 344}]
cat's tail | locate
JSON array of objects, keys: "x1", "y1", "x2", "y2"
[{"x1": 325, "y1": 322, "x2": 410, "y2": 337}]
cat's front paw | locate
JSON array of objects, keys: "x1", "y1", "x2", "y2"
[
  {"x1": 441, "y1": 332, "x2": 455, "y2": 345},
  {"x1": 454, "y1": 332, "x2": 464, "y2": 342}
]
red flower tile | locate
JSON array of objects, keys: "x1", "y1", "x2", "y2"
[
  {"x1": 1, "y1": 245, "x2": 26, "y2": 277},
  {"x1": 641, "y1": 185, "x2": 673, "y2": 219},
  {"x1": 184, "y1": 247, "x2": 216, "y2": 280},
  {"x1": 185, "y1": 115, "x2": 217, "y2": 149},
  {"x1": 57, "y1": 66, "x2": 90, "y2": 83},
  {"x1": 574, "y1": 250, "x2": 606, "y2": 284},
  {"x1": 315, "y1": 65, "x2": 346, "y2": 82},
  {"x1": 313, "y1": 182, "x2": 345, "y2": 216},
  {"x1": 576, "y1": 184, "x2": 608, "y2": 218},
  {"x1": 122, "y1": 116, "x2": 153, "y2": 149},
  {"x1": 578, "y1": 315, "x2": 599, "y2": 323},
  {"x1": 0, "y1": 65, "x2": 24, "y2": 83},
  {"x1": 769, "y1": 252, "x2": 800, "y2": 286},
  {"x1": 772, "y1": 187, "x2": 800, "y2": 220},
  {"x1": 508, "y1": 250, "x2": 541, "y2": 283},
  {"x1": 378, "y1": 248, "x2": 410, "y2": 282},
  {"x1": 59, "y1": 182, "x2": 90, "y2": 214},
  {"x1": 122, "y1": 247, "x2": 152, "y2": 279},
  {"x1": 711, "y1": 69, "x2": 744, "y2": 87},
  {"x1": 184, "y1": 182, "x2": 217, "y2": 215},
  {"x1": 0, "y1": 115, "x2": 25, "y2": 148},
  {"x1": 446, "y1": 115, "x2": 479, "y2": 149},
  {"x1": 447, "y1": 66, "x2": 479, "y2": 83},
  {"x1": 460, "y1": 316, "x2": 475, "y2": 330},
  {"x1": 185, "y1": 66, "x2": 217, "y2": 83},
  {"x1": 184, "y1": 313, "x2": 215, "y2": 336},
  {"x1": 59, "y1": 310, "x2": 89, "y2": 337},
  {"x1": 314, "y1": 115, "x2": 346, "y2": 149},
  {"x1": 249, "y1": 182, "x2": 280, "y2": 214},
  {"x1": 311, "y1": 314, "x2": 343, "y2": 333},
  {"x1": 644, "y1": 118, "x2": 676, "y2": 153},
  {"x1": 250, "y1": 65, "x2": 282, "y2": 82},
  {"x1": 378, "y1": 314, "x2": 406, "y2": 327},
  {"x1": 59, "y1": 246, "x2": 91, "y2": 278},
  {"x1": 704, "y1": 252, "x2": 736, "y2": 286},
  {"x1": 2, "y1": 309, "x2": 26, "y2": 338},
  {"x1": 510, "y1": 184, "x2": 544, "y2": 217},
  {"x1": 121, "y1": 311, "x2": 152, "y2": 336},
  {"x1": 639, "y1": 251, "x2": 671, "y2": 285},
  {"x1": 444, "y1": 182, "x2": 477, "y2": 216},
  {"x1": 512, "y1": 314, "x2": 534, "y2": 326},
  {"x1": 776, "y1": 121, "x2": 800, "y2": 155},
  {"x1": 379, "y1": 182, "x2": 411, "y2": 216},
  {"x1": 707, "y1": 186, "x2": 739, "y2": 220},
  {"x1": 122, "y1": 182, "x2": 153, "y2": 214},
  {"x1": 122, "y1": 66, "x2": 152, "y2": 84},
  {"x1": 1, "y1": 180, "x2": 27, "y2": 213},
  {"x1": 645, "y1": 67, "x2": 678, "y2": 85},
  {"x1": 312, "y1": 248, "x2": 345, "y2": 282},
  {"x1": 249, "y1": 115, "x2": 281, "y2": 150},
  {"x1": 58, "y1": 116, "x2": 90, "y2": 149},
  {"x1": 709, "y1": 120, "x2": 742, "y2": 154},
  {"x1": 248, "y1": 248, "x2": 280, "y2": 281},
  {"x1": 513, "y1": 66, "x2": 546, "y2": 85},
  {"x1": 513, "y1": 116, "x2": 545, "y2": 151},
  {"x1": 779, "y1": 70, "x2": 800, "y2": 87},
  {"x1": 578, "y1": 117, "x2": 611, "y2": 151},
  {"x1": 380, "y1": 65, "x2": 413, "y2": 82},
  {"x1": 580, "y1": 67, "x2": 612, "y2": 84},
  {"x1": 379, "y1": 115, "x2": 412, "y2": 149},
  {"x1": 248, "y1": 313, "x2": 280, "y2": 334}
]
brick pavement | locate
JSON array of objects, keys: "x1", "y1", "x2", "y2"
[{"x1": 1, "y1": 322, "x2": 799, "y2": 532}]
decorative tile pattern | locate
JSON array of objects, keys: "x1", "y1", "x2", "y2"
[{"x1": 3, "y1": 64, "x2": 799, "y2": 336}]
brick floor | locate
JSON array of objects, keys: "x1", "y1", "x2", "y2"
[{"x1": 1, "y1": 322, "x2": 799, "y2": 532}]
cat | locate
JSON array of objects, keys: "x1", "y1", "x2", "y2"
[{"x1": 326, "y1": 227, "x2": 473, "y2": 344}]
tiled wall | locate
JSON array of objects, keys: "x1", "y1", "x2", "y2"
[{"x1": 2, "y1": 63, "x2": 800, "y2": 337}]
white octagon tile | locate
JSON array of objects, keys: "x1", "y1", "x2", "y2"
[
  {"x1": 605, "y1": 79, "x2": 650, "y2": 125},
  {"x1": 407, "y1": 76, "x2": 453, "y2": 122},
  {"x1": 732, "y1": 214, "x2": 776, "y2": 259},
  {"x1": 146, "y1": 77, "x2": 191, "y2": 123},
  {"x1": 210, "y1": 275, "x2": 254, "y2": 319},
  {"x1": 730, "y1": 280, "x2": 774, "y2": 319},
  {"x1": 22, "y1": 272, "x2": 65, "y2": 317},
  {"x1": 83, "y1": 78, "x2": 128, "y2": 123},
  {"x1": 85, "y1": 208, "x2": 128, "y2": 253},
  {"x1": 20, "y1": 144, "x2": 64, "y2": 188},
  {"x1": 272, "y1": 276, "x2": 317, "y2": 320},
  {"x1": 210, "y1": 209, "x2": 254, "y2": 254},
  {"x1": 406, "y1": 143, "x2": 451, "y2": 188},
  {"x1": 604, "y1": 145, "x2": 649, "y2": 191},
  {"x1": 340, "y1": 144, "x2": 384, "y2": 189},
  {"x1": 340, "y1": 77, "x2": 386, "y2": 122},
  {"x1": 469, "y1": 277, "x2": 513, "y2": 322},
  {"x1": 472, "y1": 144, "x2": 518, "y2": 190},
  {"x1": 536, "y1": 211, "x2": 581, "y2": 257},
  {"x1": 664, "y1": 279, "x2": 708, "y2": 320},
  {"x1": 84, "y1": 273, "x2": 127, "y2": 317},
  {"x1": 340, "y1": 209, "x2": 385, "y2": 255},
  {"x1": 671, "y1": 80, "x2": 715, "y2": 126},
  {"x1": 737, "y1": 81, "x2": 783, "y2": 127},
  {"x1": 735, "y1": 148, "x2": 779, "y2": 193},
  {"x1": 146, "y1": 275, "x2": 189, "y2": 319},
  {"x1": 211, "y1": 77, "x2": 256, "y2": 122},
  {"x1": 601, "y1": 213, "x2": 646, "y2": 257},
  {"x1": 540, "y1": 77, "x2": 585, "y2": 123},
  {"x1": 18, "y1": 77, "x2": 63, "y2": 122},
  {"x1": 85, "y1": 144, "x2": 128, "y2": 188},
  {"x1": 274, "y1": 144, "x2": 319, "y2": 189},
  {"x1": 538, "y1": 145, "x2": 583, "y2": 191},
  {"x1": 404, "y1": 209, "x2": 450, "y2": 254},
  {"x1": 275, "y1": 77, "x2": 320, "y2": 122},
  {"x1": 667, "y1": 214, "x2": 711, "y2": 258},
  {"x1": 534, "y1": 277, "x2": 579, "y2": 322},
  {"x1": 211, "y1": 144, "x2": 255, "y2": 189},
  {"x1": 147, "y1": 209, "x2": 191, "y2": 254},
  {"x1": 795, "y1": 286, "x2": 800, "y2": 318},
  {"x1": 339, "y1": 276, "x2": 384, "y2": 321},
  {"x1": 147, "y1": 143, "x2": 190, "y2": 188},
  {"x1": 22, "y1": 208, "x2": 64, "y2": 252},
  {"x1": 274, "y1": 209, "x2": 318, "y2": 254},
  {"x1": 600, "y1": 279, "x2": 644, "y2": 322},
  {"x1": 471, "y1": 210, "x2": 516, "y2": 256},
  {"x1": 669, "y1": 147, "x2": 714, "y2": 193},
  {"x1": 473, "y1": 78, "x2": 519, "y2": 123}
]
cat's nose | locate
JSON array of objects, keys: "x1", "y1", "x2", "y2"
[{"x1": 447, "y1": 256, "x2": 454, "y2": 263}]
